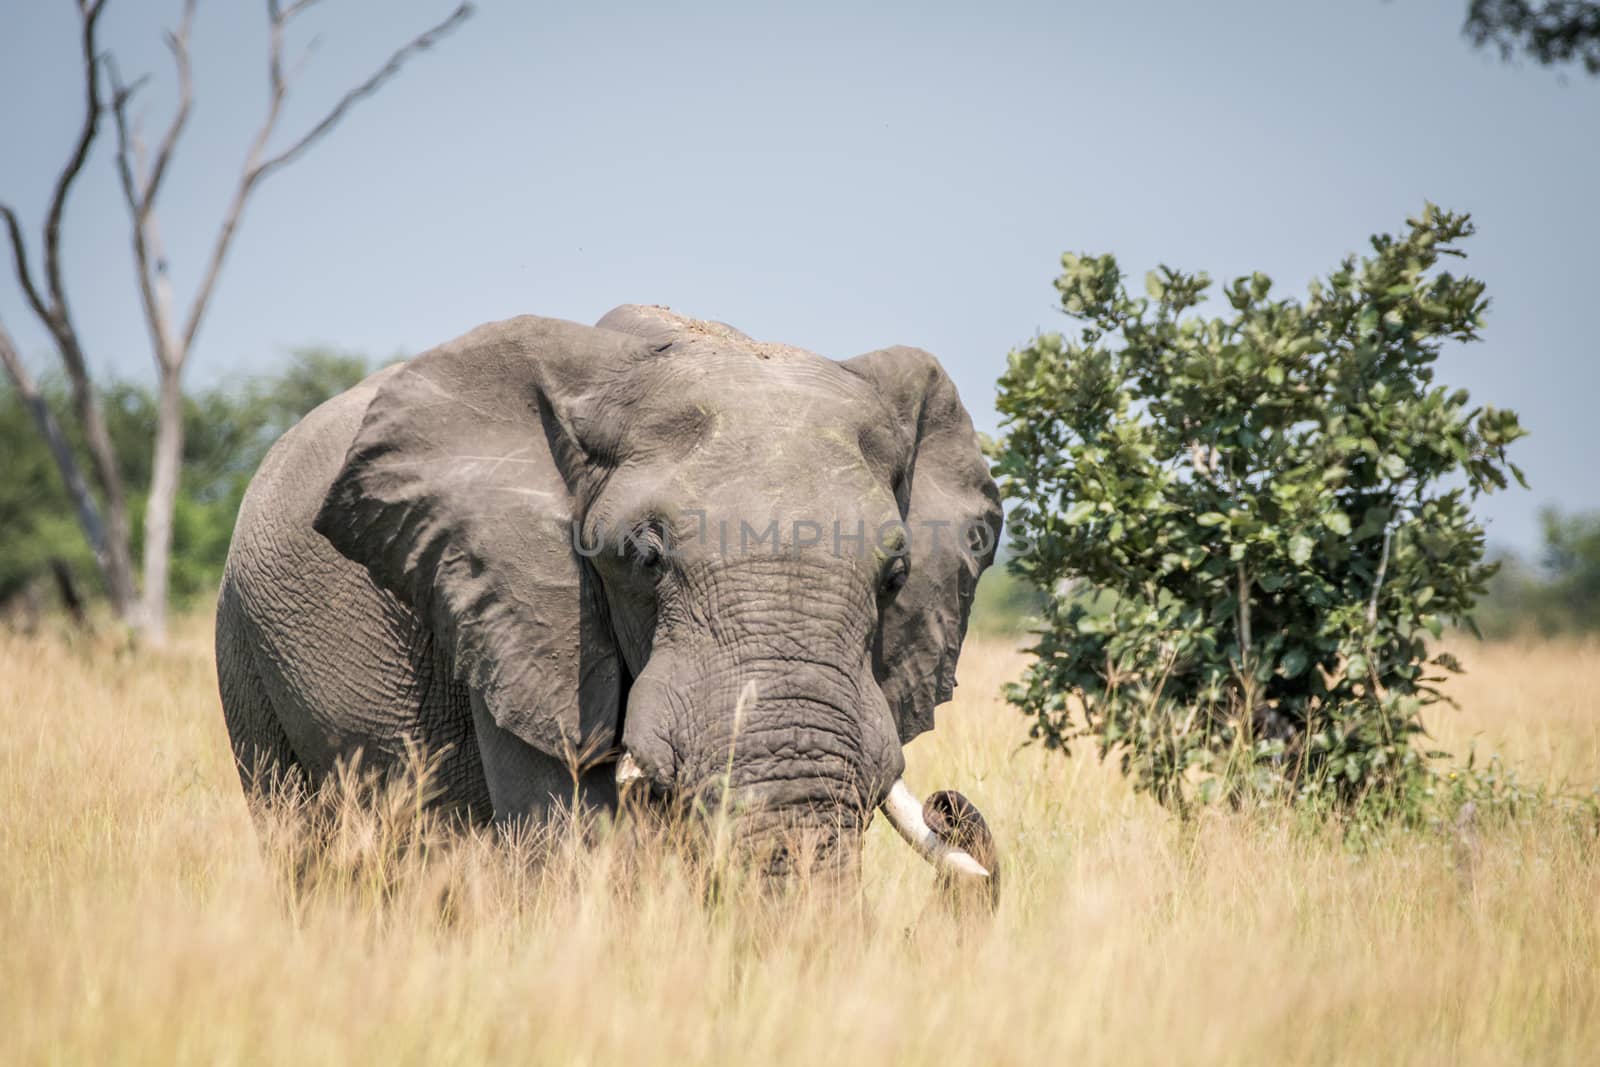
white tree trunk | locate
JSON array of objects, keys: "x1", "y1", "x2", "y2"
[{"x1": 139, "y1": 369, "x2": 184, "y2": 642}]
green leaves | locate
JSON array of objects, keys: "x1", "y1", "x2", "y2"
[
  {"x1": 994, "y1": 206, "x2": 1525, "y2": 814},
  {"x1": 1279, "y1": 647, "x2": 1310, "y2": 679}
]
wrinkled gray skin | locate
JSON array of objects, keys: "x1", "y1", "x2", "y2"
[{"x1": 216, "y1": 305, "x2": 1000, "y2": 875}]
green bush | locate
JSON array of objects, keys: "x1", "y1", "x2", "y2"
[{"x1": 992, "y1": 206, "x2": 1527, "y2": 811}]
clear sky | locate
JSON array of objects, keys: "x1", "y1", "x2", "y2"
[{"x1": 2, "y1": 0, "x2": 1596, "y2": 551}]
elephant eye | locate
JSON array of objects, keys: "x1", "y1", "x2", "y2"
[
  {"x1": 627, "y1": 520, "x2": 667, "y2": 569},
  {"x1": 880, "y1": 556, "x2": 909, "y2": 595}
]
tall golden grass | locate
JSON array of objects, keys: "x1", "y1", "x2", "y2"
[{"x1": 2, "y1": 615, "x2": 1597, "y2": 1066}]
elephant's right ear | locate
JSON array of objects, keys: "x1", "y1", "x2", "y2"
[{"x1": 313, "y1": 315, "x2": 654, "y2": 763}]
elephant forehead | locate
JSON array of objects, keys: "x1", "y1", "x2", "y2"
[
  {"x1": 595, "y1": 370, "x2": 901, "y2": 534},
  {"x1": 643, "y1": 348, "x2": 880, "y2": 424},
  {"x1": 630, "y1": 356, "x2": 886, "y2": 471},
  {"x1": 670, "y1": 415, "x2": 889, "y2": 518},
  {"x1": 608, "y1": 439, "x2": 896, "y2": 529}
]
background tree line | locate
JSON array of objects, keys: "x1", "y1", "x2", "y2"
[
  {"x1": 1475, "y1": 508, "x2": 1600, "y2": 636},
  {"x1": 0, "y1": 349, "x2": 372, "y2": 621},
  {"x1": 3, "y1": 345, "x2": 1595, "y2": 639}
]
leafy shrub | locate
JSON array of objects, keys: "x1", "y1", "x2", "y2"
[{"x1": 992, "y1": 206, "x2": 1526, "y2": 811}]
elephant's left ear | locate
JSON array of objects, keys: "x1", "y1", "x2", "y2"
[
  {"x1": 844, "y1": 346, "x2": 1003, "y2": 744},
  {"x1": 313, "y1": 315, "x2": 653, "y2": 764}
]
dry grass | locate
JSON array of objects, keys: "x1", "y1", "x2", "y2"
[{"x1": 2, "y1": 616, "x2": 1598, "y2": 1066}]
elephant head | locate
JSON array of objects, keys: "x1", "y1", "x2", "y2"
[{"x1": 313, "y1": 305, "x2": 1000, "y2": 888}]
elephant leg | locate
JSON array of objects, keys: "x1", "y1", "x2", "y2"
[
  {"x1": 468, "y1": 691, "x2": 617, "y2": 827},
  {"x1": 217, "y1": 626, "x2": 305, "y2": 805}
]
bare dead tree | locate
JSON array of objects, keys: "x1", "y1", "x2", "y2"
[
  {"x1": 1, "y1": 0, "x2": 473, "y2": 641},
  {"x1": 0, "y1": 1, "x2": 140, "y2": 623}
]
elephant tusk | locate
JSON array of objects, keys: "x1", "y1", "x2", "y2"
[
  {"x1": 879, "y1": 778, "x2": 991, "y2": 880},
  {"x1": 615, "y1": 752, "x2": 646, "y2": 787}
]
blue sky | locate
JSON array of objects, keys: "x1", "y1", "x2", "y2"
[{"x1": 2, "y1": 0, "x2": 1596, "y2": 551}]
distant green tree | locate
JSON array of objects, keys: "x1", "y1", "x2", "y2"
[
  {"x1": 992, "y1": 206, "x2": 1526, "y2": 811},
  {"x1": 0, "y1": 348, "x2": 373, "y2": 612},
  {"x1": 967, "y1": 554, "x2": 1050, "y2": 638},
  {"x1": 0, "y1": 382, "x2": 98, "y2": 605},
  {"x1": 1474, "y1": 551, "x2": 1547, "y2": 637},
  {"x1": 1474, "y1": 509, "x2": 1600, "y2": 637},
  {"x1": 1465, "y1": 1, "x2": 1600, "y2": 74},
  {"x1": 1540, "y1": 507, "x2": 1600, "y2": 625}
]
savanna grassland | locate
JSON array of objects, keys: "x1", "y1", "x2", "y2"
[{"x1": 2, "y1": 615, "x2": 1597, "y2": 1066}]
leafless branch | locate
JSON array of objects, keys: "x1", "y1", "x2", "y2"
[
  {"x1": 106, "y1": 0, "x2": 193, "y2": 372},
  {"x1": 255, "y1": 1, "x2": 473, "y2": 183},
  {"x1": 2, "y1": 1, "x2": 108, "y2": 332},
  {"x1": 141, "y1": 0, "x2": 197, "y2": 216},
  {"x1": 274, "y1": 0, "x2": 329, "y2": 25},
  {"x1": 105, "y1": 1, "x2": 193, "y2": 225},
  {"x1": 38, "y1": 0, "x2": 111, "y2": 320},
  {"x1": 178, "y1": 0, "x2": 474, "y2": 357},
  {"x1": 287, "y1": 34, "x2": 323, "y2": 83},
  {"x1": 0, "y1": 314, "x2": 37, "y2": 392},
  {"x1": 1, "y1": 0, "x2": 120, "y2": 471},
  {"x1": 106, "y1": 58, "x2": 150, "y2": 210},
  {"x1": 0, "y1": 204, "x2": 51, "y2": 326}
]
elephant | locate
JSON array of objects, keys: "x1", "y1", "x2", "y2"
[{"x1": 215, "y1": 303, "x2": 1002, "y2": 890}]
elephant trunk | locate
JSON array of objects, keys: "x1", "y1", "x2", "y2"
[
  {"x1": 614, "y1": 748, "x2": 862, "y2": 881},
  {"x1": 615, "y1": 636, "x2": 1000, "y2": 896},
  {"x1": 616, "y1": 756, "x2": 997, "y2": 898}
]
